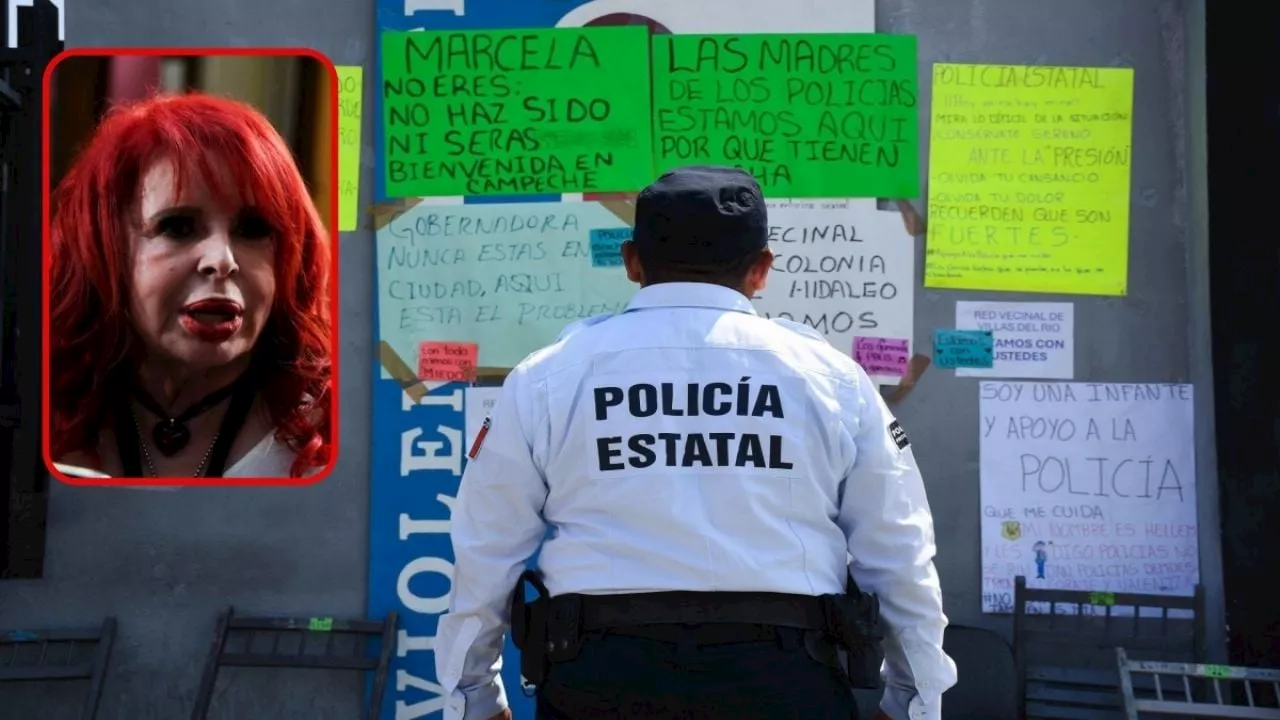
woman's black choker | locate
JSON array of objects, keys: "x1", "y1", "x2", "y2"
[
  {"x1": 115, "y1": 367, "x2": 261, "y2": 478},
  {"x1": 132, "y1": 380, "x2": 240, "y2": 456}
]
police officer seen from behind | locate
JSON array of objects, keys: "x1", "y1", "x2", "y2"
[{"x1": 436, "y1": 165, "x2": 956, "y2": 720}]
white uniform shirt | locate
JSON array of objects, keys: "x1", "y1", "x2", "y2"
[{"x1": 436, "y1": 282, "x2": 957, "y2": 720}]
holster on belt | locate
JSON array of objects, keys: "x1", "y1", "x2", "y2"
[
  {"x1": 509, "y1": 570, "x2": 551, "y2": 687},
  {"x1": 510, "y1": 570, "x2": 587, "y2": 689},
  {"x1": 819, "y1": 573, "x2": 886, "y2": 690}
]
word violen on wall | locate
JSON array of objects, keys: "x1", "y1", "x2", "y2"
[
  {"x1": 380, "y1": 27, "x2": 655, "y2": 197},
  {"x1": 925, "y1": 63, "x2": 1135, "y2": 296},
  {"x1": 367, "y1": 380, "x2": 468, "y2": 720},
  {"x1": 978, "y1": 381, "x2": 1197, "y2": 613},
  {"x1": 652, "y1": 33, "x2": 920, "y2": 197}
]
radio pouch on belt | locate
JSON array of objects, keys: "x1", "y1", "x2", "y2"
[
  {"x1": 510, "y1": 569, "x2": 551, "y2": 687},
  {"x1": 821, "y1": 573, "x2": 886, "y2": 690}
]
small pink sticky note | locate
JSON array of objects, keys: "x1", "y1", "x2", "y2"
[
  {"x1": 417, "y1": 341, "x2": 479, "y2": 382},
  {"x1": 854, "y1": 337, "x2": 910, "y2": 377}
]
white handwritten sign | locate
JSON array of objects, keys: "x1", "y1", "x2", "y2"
[
  {"x1": 377, "y1": 201, "x2": 635, "y2": 370},
  {"x1": 754, "y1": 200, "x2": 915, "y2": 385},
  {"x1": 979, "y1": 381, "x2": 1198, "y2": 614},
  {"x1": 956, "y1": 301, "x2": 1074, "y2": 379}
]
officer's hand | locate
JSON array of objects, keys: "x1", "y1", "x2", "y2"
[{"x1": 487, "y1": 711, "x2": 512, "y2": 720}]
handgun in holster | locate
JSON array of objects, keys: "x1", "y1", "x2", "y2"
[
  {"x1": 509, "y1": 570, "x2": 586, "y2": 690},
  {"x1": 510, "y1": 569, "x2": 551, "y2": 687},
  {"x1": 819, "y1": 573, "x2": 886, "y2": 689}
]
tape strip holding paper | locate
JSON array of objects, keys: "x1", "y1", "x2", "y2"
[
  {"x1": 896, "y1": 200, "x2": 926, "y2": 236},
  {"x1": 378, "y1": 340, "x2": 427, "y2": 403},
  {"x1": 370, "y1": 198, "x2": 426, "y2": 231},
  {"x1": 887, "y1": 354, "x2": 932, "y2": 405},
  {"x1": 597, "y1": 196, "x2": 638, "y2": 227}
]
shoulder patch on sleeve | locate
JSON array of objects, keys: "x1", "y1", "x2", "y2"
[
  {"x1": 556, "y1": 313, "x2": 615, "y2": 341},
  {"x1": 888, "y1": 419, "x2": 910, "y2": 450},
  {"x1": 770, "y1": 317, "x2": 830, "y2": 345},
  {"x1": 467, "y1": 417, "x2": 491, "y2": 459}
]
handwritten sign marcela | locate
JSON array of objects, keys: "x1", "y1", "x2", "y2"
[
  {"x1": 979, "y1": 381, "x2": 1197, "y2": 614},
  {"x1": 380, "y1": 26, "x2": 654, "y2": 198}
]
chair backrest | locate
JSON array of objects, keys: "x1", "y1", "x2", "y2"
[
  {"x1": 190, "y1": 606, "x2": 398, "y2": 720},
  {"x1": 943, "y1": 625, "x2": 1018, "y2": 720},
  {"x1": 0, "y1": 617, "x2": 117, "y2": 720},
  {"x1": 1116, "y1": 647, "x2": 1280, "y2": 719},
  {"x1": 1014, "y1": 576, "x2": 1206, "y2": 720}
]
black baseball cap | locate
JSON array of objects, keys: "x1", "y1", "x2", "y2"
[{"x1": 631, "y1": 165, "x2": 768, "y2": 266}]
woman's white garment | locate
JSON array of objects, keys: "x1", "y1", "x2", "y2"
[
  {"x1": 223, "y1": 431, "x2": 302, "y2": 477},
  {"x1": 60, "y1": 430, "x2": 314, "y2": 481},
  {"x1": 53, "y1": 463, "x2": 112, "y2": 478}
]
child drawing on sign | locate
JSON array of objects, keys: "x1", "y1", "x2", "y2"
[{"x1": 1033, "y1": 541, "x2": 1048, "y2": 580}]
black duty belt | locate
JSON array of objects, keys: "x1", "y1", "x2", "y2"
[
  {"x1": 606, "y1": 623, "x2": 787, "y2": 645},
  {"x1": 549, "y1": 591, "x2": 828, "y2": 633},
  {"x1": 514, "y1": 578, "x2": 883, "y2": 688}
]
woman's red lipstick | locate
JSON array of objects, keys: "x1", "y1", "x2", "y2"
[{"x1": 179, "y1": 298, "x2": 244, "y2": 343}]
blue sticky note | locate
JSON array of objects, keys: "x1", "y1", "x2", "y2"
[
  {"x1": 934, "y1": 329, "x2": 995, "y2": 369},
  {"x1": 589, "y1": 228, "x2": 631, "y2": 268}
]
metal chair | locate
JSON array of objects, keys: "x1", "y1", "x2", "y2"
[
  {"x1": 1014, "y1": 575, "x2": 1206, "y2": 719},
  {"x1": 1116, "y1": 647, "x2": 1280, "y2": 718},
  {"x1": 190, "y1": 606, "x2": 398, "y2": 720},
  {"x1": 0, "y1": 617, "x2": 117, "y2": 720}
]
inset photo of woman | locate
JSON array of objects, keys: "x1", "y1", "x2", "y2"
[{"x1": 44, "y1": 50, "x2": 340, "y2": 483}]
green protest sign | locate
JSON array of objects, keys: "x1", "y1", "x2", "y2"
[
  {"x1": 381, "y1": 27, "x2": 655, "y2": 198},
  {"x1": 652, "y1": 33, "x2": 920, "y2": 198}
]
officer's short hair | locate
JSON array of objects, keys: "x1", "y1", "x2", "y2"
[{"x1": 634, "y1": 244, "x2": 766, "y2": 288}]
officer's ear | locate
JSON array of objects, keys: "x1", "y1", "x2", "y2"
[
  {"x1": 621, "y1": 241, "x2": 645, "y2": 285},
  {"x1": 743, "y1": 248, "x2": 774, "y2": 295}
]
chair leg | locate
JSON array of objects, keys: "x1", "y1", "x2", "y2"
[
  {"x1": 80, "y1": 617, "x2": 116, "y2": 720},
  {"x1": 367, "y1": 611, "x2": 398, "y2": 720},
  {"x1": 190, "y1": 606, "x2": 233, "y2": 720}
]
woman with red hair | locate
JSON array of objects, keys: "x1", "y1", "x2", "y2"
[{"x1": 48, "y1": 92, "x2": 333, "y2": 479}]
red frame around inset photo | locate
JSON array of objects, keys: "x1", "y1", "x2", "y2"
[{"x1": 40, "y1": 47, "x2": 342, "y2": 486}]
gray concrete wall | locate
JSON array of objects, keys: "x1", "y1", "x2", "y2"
[{"x1": 0, "y1": 0, "x2": 1216, "y2": 718}]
